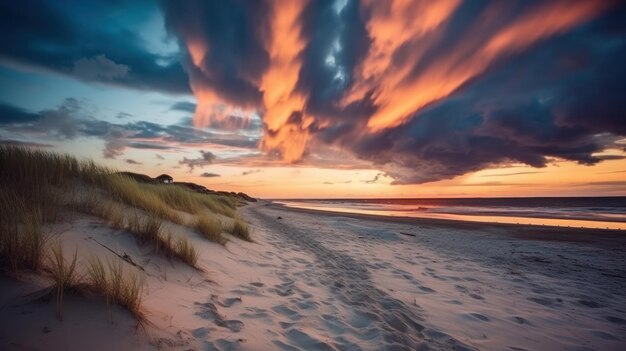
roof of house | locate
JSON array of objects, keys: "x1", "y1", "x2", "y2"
[{"x1": 156, "y1": 174, "x2": 173, "y2": 180}]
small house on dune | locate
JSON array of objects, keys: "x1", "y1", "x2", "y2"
[{"x1": 156, "y1": 174, "x2": 173, "y2": 184}]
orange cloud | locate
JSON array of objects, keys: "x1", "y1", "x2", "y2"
[
  {"x1": 355, "y1": 0, "x2": 612, "y2": 131},
  {"x1": 259, "y1": 0, "x2": 310, "y2": 162},
  {"x1": 343, "y1": 0, "x2": 461, "y2": 107}
]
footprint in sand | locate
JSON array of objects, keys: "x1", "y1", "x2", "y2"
[
  {"x1": 284, "y1": 329, "x2": 335, "y2": 351},
  {"x1": 272, "y1": 304, "x2": 302, "y2": 321},
  {"x1": 462, "y1": 313, "x2": 490, "y2": 322},
  {"x1": 240, "y1": 307, "x2": 270, "y2": 320},
  {"x1": 214, "y1": 296, "x2": 242, "y2": 308},
  {"x1": 510, "y1": 316, "x2": 532, "y2": 325},
  {"x1": 207, "y1": 338, "x2": 243, "y2": 351},
  {"x1": 418, "y1": 285, "x2": 436, "y2": 293},
  {"x1": 195, "y1": 299, "x2": 245, "y2": 332},
  {"x1": 349, "y1": 310, "x2": 377, "y2": 329}
]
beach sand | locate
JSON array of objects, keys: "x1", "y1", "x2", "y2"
[{"x1": 1, "y1": 201, "x2": 625, "y2": 350}]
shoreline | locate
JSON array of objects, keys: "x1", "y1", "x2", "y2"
[{"x1": 266, "y1": 201, "x2": 626, "y2": 243}]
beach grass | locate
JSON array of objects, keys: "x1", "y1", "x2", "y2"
[
  {"x1": 228, "y1": 217, "x2": 251, "y2": 242},
  {"x1": 46, "y1": 243, "x2": 78, "y2": 321},
  {"x1": 195, "y1": 216, "x2": 226, "y2": 244},
  {"x1": 87, "y1": 257, "x2": 144, "y2": 322},
  {"x1": 175, "y1": 237, "x2": 199, "y2": 267},
  {"x1": 0, "y1": 187, "x2": 46, "y2": 272}
]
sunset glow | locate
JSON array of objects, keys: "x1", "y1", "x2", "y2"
[{"x1": 1, "y1": 0, "x2": 625, "y2": 198}]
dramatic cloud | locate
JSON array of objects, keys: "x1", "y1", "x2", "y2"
[
  {"x1": 0, "y1": 0, "x2": 189, "y2": 94},
  {"x1": 179, "y1": 150, "x2": 216, "y2": 171},
  {"x1": 125, "y1": 159, "x2": 142, "y2": 165},
  {"x1": 161, "y1": 0, "x2": 626, "y2": 184}
]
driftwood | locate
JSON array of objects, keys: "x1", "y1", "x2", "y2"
[
  {"x1": 399, "y1": 232, "x2": 416, "y2": 237},
  {"x1": 90, "y1": 237, "x2": 145, "y2": 271}
]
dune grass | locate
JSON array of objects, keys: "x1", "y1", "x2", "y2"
[
  {"x1": 175, "y1": 237, "x2": 199, "y2": 267},
  {"x1": 87, "y1": 257, "x2": 144, "y2": 322},
  {"x1": 195, "y1": 216, "x2": 226, "y2": 244},
  {"x1": 0, "y1": 187, "x2": 46, "y2": 272},
  {"x1": 0, "y1": 145, "x2": 238, "y2": 227},
  {"x1": 101, "y1": 174, "x2": 184, "y2": 224},
  {"x1": 0, "y1": 145, "x2": 245, "y2": 273},
  {"x1": 228, "y1": 218, "x2": 251, "y2": 242},
  {"x1": 46, "y1": 244, "x2": 79, "y2": 321}
]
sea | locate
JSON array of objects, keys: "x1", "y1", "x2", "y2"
[{"x1": 276, "y1": 197, "x2": 626, "y2": 230}]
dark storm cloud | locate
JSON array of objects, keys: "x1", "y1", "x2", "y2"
[
  {"x1": 161, "y1": 0, "x2": 270, "y2": 107},
  {"x1": 4, "y1": 1, "x2": 625, "y2": 184},
  {"x1": 0, "y1": 0, "x2": 189, "y2": 94},
  {"x1": 317, "y1": 2, "x2": 626, "y2": 184},
  {"x1": 296, "y1": 0, "x2": 369, "y2": 117},
  {"x1": 157, "y1": 0, "x2": 626, "y2": 183},
  {"x1": 0, "y1": 102, "x2": 43, "y2": 124}
]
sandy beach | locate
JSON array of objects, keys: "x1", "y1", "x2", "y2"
[{"x1": 4, "y1": 200, "x2": 625, "y2": 351}]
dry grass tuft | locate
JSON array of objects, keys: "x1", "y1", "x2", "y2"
[
  {"x1": 174, "y1": 237, "x2": 199, "y2": 267},
  {"x1": 127, "y1": 215, "x2": 163, "y2": 246},
  {"x1": 195, "y1": 216, "x2": 226, "y2": 244},
  {"x1": 0, "y1": 188, "x2": 46, "y2": 272},
  {"x1": 228, "y1": 217, "x2": 251, "y2": 242},
  {"x1": 46, "y1": 243, "x2": 78, "y2": 321},
  {"x1": 86, "y1": 257, "x2": 144, "y2": 322},
  {"x1": 102, "y1": 174, "x2": 183, "y2": 224}
]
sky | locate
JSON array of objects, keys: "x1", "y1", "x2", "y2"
[{"x1": 1, "y1": 0, "x2": 625, "y2": 199}]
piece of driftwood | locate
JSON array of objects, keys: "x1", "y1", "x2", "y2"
[
  {"x1": 399, "y1": 232, "x2": 416, "y2": 237},
  {"x1": 90, "y1": 237, "x2": 145, "y2": 271}
]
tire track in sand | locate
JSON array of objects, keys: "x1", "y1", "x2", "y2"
[{"x1": 246, "y1": 205, "x2": 476, "y2": 351}]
